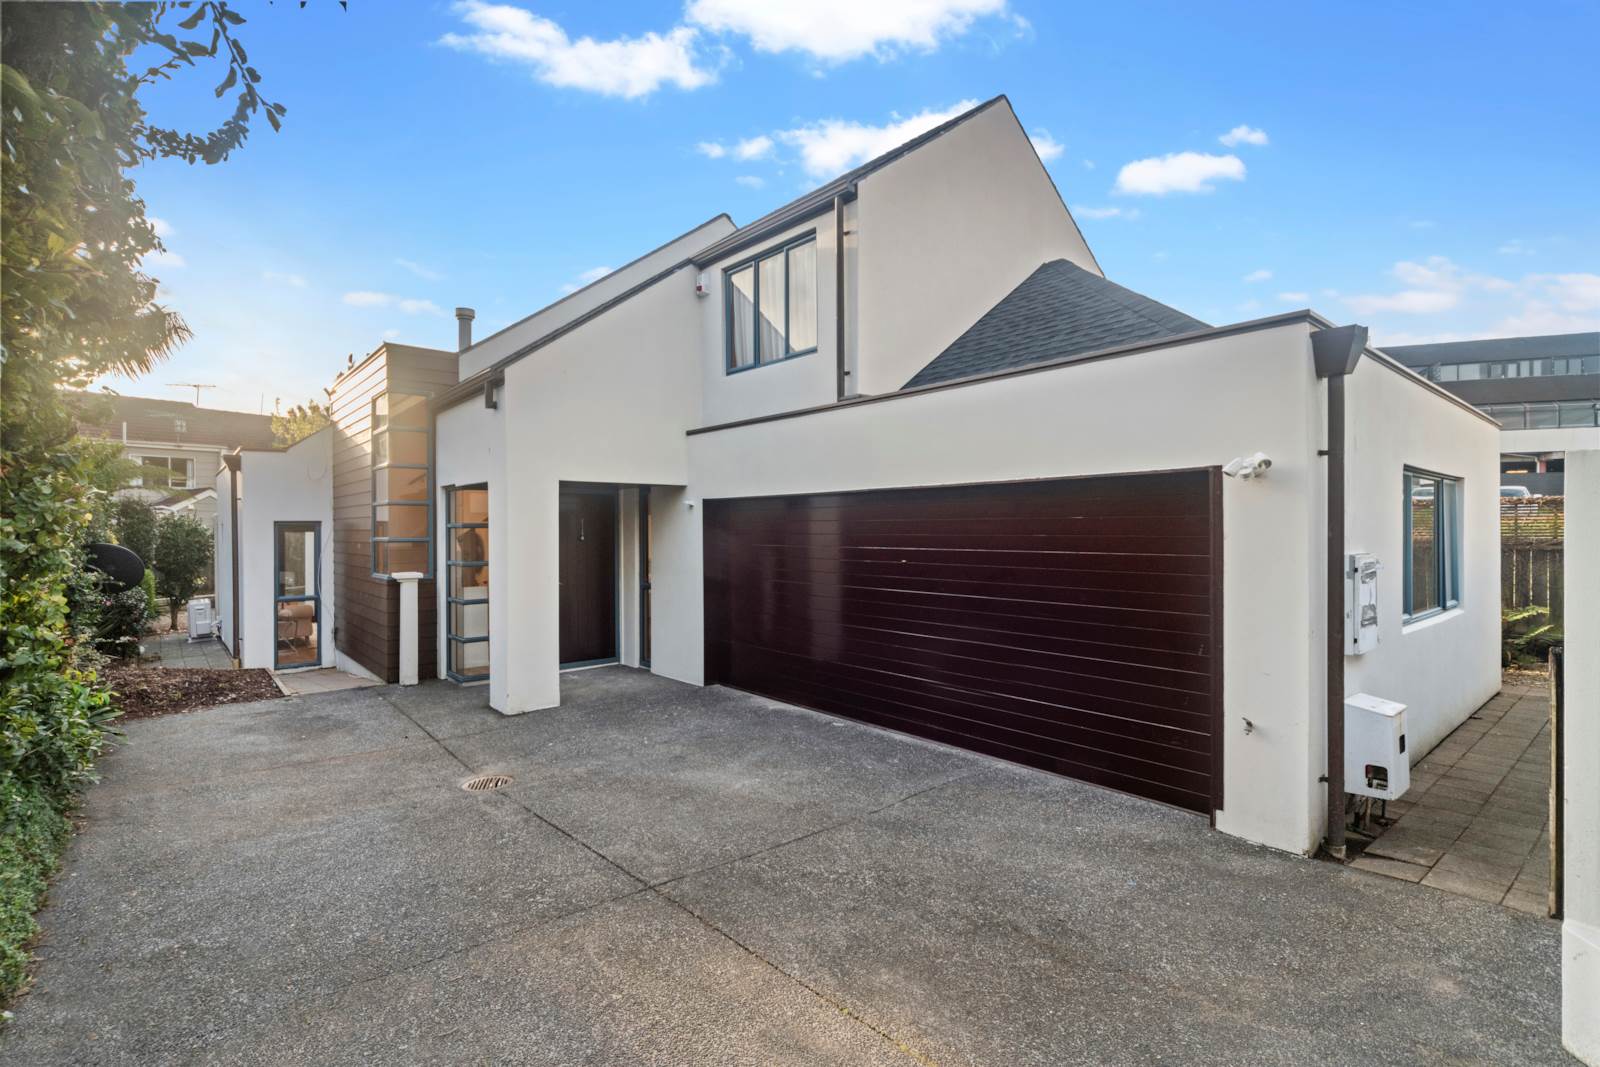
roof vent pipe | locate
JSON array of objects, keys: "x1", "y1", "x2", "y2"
[{"x1": 455, "y1": 307, "x2": 475, "y2": 352}]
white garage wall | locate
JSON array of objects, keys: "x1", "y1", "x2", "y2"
[
  {"x1": 682, "y1": 322, "x2": 1326, "y2": 854},
  {"x1": 1344, "y1": 357, "x2": 1503, "y2": 760},
  {"x1": 234, "y1": 429, "x2": 335, "y2": 671}
]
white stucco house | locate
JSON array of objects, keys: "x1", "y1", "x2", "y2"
[{"x1": 219, "y1": 96, "x2": 1502, "y2": 858}]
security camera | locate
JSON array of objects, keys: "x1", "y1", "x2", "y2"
[{"x1": 1223, "y1": 452, "x2": 1272, "y2": 479}]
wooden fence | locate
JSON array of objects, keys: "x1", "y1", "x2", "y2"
[{"x1": 1503, "y1": 497, "x2": 1564, "y2": 627}]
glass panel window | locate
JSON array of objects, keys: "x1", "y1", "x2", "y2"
[
  {"x1": 374, "y1": 504, "x2": 429, "y2": 539},
  {"x1": 728, "y1": 266, "x2": 756, "y2": 369},
  {"x1": 1404, "y1": 469, "x2": 1462, "y2": 620},
  {"x1": 723, "y1": 235, "x2": 818, "y2": 371},
  {"x1": 446, "y1": 485, "x2": 489, "y2": 682},
  {"x1": 374, "y1": 540, "x2": 428, "y2": 574},
  {"x1": 757, "y1": 251, "x2": 786, "y2": 362},
  {"x1": 449, "y1": 563, "x2": 490, "y2": 597},
  {"x1": 389, "y1": 393, "x2": 428, "y2": 429},
  {"x1": 787, "y1": 240, "x2": 817, "y2": 354},
  {"x1": 1527, "y1": 403, "x2": 1560, "y2": 429},
  {"x1": 375, "y1": 466, "x2": 428, "y2": 502},
  {"x1": 381, "y1": 430, "x2": 428, "y2": 466},
  {"x1": 453, "y1": 488, "x2": 488, "y2": 524},
  {"x1": 450, "y1": 523, "x2": 489, "y2": 562},
  {"x1": 274, "y1": 523, "x2": 320, "y2": 669},
  {"x1": 1560, "y1": 401, "x2": 1599, "y2": 427}
]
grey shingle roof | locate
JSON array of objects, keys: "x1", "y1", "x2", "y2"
[{"x1": 903, "y1": 259, "x2": 1210, "y2": 389}]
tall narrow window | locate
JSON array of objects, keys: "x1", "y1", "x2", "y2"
[
  {"x1": 1403, "y1": 468, "x2": 1462, "y2": 620},
  {"x1": 372, "y1": 393, "x2": 431, "y2": 575},
  {"x1": 275, "y1": 522, "x2": 320, "y2": 669},
  {"x1": 723, "y1": 234, "x2": 818, "y2": 371},
  {"x1": 445, "y1": 486, "x2": 489, "y2": 682}
]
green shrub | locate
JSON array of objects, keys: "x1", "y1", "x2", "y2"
[
  {"x1": 1502, "y1": 605, "x2": 1562, "y2": 669},
  {"x1": 0, "y1": 782, "x2": 71, "y2": 1004},
  {"x1": 140, "y1": 568, "x2": 158, "y2": 622},
  {"x1": 113, "y1": 497, "x2": 159, "y2": 571},
  {"x1": 153, "y1": 514, "x2": 212, "y2": 629}
]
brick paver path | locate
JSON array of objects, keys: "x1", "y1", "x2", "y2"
[
  {"x1": 1353, "y1": 673, "x2": 1552, "y2": 915},
  {"x1": 142, "y1": 632, "x2": 235, "y2": 670}
]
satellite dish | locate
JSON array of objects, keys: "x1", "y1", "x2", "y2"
[{"x1": 86, "y1": 543, "x2": 145, "y2": 591}]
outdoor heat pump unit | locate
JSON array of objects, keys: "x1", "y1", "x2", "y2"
[
  {"x1": 187, "y1": 597, "x2": 215, "y2": 641},
  {"x1": 1344, "y1": 693, "x2": 1409, "y2": 800},
  {"x1": 1344, "y1": 552, "x2": 1381, "y2": 655}
]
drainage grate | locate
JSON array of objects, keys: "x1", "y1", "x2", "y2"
[{"x1": 462, "y1": 773, "x2": 513, "y2": 793}]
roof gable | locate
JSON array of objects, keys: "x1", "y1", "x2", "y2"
[{"x1": 903, "y1": 260, "x2": 1208, "y2": 389}]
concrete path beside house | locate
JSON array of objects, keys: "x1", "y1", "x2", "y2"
[
  {"x1": 1354, "y1": 674, "x2": 1553, "y2": 912},
  {"x1": 140, "y1": 632, "x2": 233, "y2": 670},
  {"x1": 3, "y1": 669, "x2": 1572, "y2": 1066}
]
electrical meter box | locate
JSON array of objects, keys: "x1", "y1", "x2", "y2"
[
  {"x1": 1345, "y1": 553, "x2": 1381, "y2": 655},
  {"x1": 1344, "y1": 693, "x2": 1409, "y2": 800}
]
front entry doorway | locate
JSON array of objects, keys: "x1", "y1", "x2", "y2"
[{"x1": 559, "y1": 486, "x2": 618, "y2": 667}]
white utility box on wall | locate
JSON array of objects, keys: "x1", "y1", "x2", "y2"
[
  {"x1": 1345, "y1": 693, "x2": 1409, "y2": 800},
  {"x1": 186, "y1": 597, "x2": 215, "y2": 641},
  {"x1": 1345, "y1": 553, "x2": 1381, "y2": 655}
]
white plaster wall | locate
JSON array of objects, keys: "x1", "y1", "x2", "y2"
[
  {"x1": 1344, "y1": 361, "x2": 1503, "y2": 761},
  {"x1": 434, "y1": 399, "x2": 503, "y2": 681},
  {"x1": 681, "y1": 323, "x2": 1325, "y2": 854},
  {"x1": 852, "y1": 99, "x2": 1100, "y2": 395},
  {"x1": 1501, "y1": 425, "x2": 1600, "y2": 455},
  {"x1": 1563, "y1": 449, "x2": 1600, "y2": 1065},
  {"x1": 698, "y1": 215, "x2": 845, "y2": 426},
  {"x1": 234, "y1": 429, "x2": 335, "y2": 671},
  {"x1": 458, "y1": 216, "x2": 735, "y2": 380},
  {"x1": 492, "y1": 267, "x2": 705, "y2": 713}
]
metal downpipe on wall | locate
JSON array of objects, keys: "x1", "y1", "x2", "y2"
[
  {"x1": 1312, "y1": 324, "x2": 1368, "y2": 859},
  {"x1": 834, "y1": 187, "x2": 856, "y2": 402}
]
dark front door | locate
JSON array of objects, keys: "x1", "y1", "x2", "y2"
[
  {"x1": 703, "y1": 471, "x2": 1223, "y2": 815},
  {"x1": 559, "y1": 487, "x2": 618, "y2": 666}
]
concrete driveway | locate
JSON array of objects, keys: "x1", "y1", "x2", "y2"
[{"x1": 4, "y1": 668, "x2": 1571, "y2": 1065}]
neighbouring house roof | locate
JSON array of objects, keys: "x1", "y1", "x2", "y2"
[
  {"x1": 903, "y1": 259, "x2": 1210, "y2": 389},
  {"x1": 155, "y1": 486, "x2": 216, "y2": 510},
  {"x1": 71, "y1": 392, "x2": 277, "y2": 450},
  {"x1": 691, "y1": 95, "x2": 1011, "y2": 268},
  {"x1": 1381, "y1": 331, "x2": 1600, "y2": 368}
]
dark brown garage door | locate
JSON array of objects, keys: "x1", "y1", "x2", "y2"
[{"x1": 704, "y1": 471, "x2": 1222, "y2": 814}]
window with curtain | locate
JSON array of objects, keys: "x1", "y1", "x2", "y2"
[
  {"x1": 723, "y1": 234, "x2": 818, "y2": 372},
  {"x1": 371, "y1": 393, "x2": 431, "y2": 576},
  {"x1": 1403, "y1": 468, "x2": 1461, "y2": 620}
]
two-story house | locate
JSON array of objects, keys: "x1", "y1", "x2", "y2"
[{"x1": 218, "y1": 96, "x2": 1501, "y2": 859}]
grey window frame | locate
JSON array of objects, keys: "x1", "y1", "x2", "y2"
[
  {"x1": 444, "y1": 484, "x2": 489, "y2": 683},
  {"x1": 273, "y1": 521, "x2": 321, "y2": 671},
  {"x1": 723, "y1": 232, "x2": 818, "y2": 374},
  {"x1": 1402, "y1": 467, "x2": 1462, "y2": 622},
  {"x1": 370, "y1": 393, "x2": 432, "y2": 578}
]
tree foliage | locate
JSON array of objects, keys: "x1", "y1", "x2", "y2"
[
  {"x1": 1, "y1": 1, "x2": 285, "y2": 459},
  {"x1": 114, "y1": 497, "x2": 160, "y2": 569},
  {"x1": 272, "y1": 399, "x2": 332, "y2": 447},
  {"x1": 153, "y1": 514, "x2": 213, "y2": 628}
]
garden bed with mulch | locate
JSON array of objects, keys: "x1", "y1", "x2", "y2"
[{"x1": 102, "y1": 663, "x2": 283, "y2": 720}]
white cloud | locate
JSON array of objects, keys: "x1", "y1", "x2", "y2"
[
  {"x1": 148, "y1": 215, "x2": 175, "y2": 238},
  {"x1": 343, "y1": 291, "x2": 443, "y2": 315},
  {"x1": 396, "y1": 257, "x2": 443, "y2": 280},
  {"x1": 1218, "y1": 124, "x2": 1268, "y2": 147},
  {"x1": 342, "y1": 290, "x2": 392, "y2": 307},
  {"x1": 1531, "y1": 272, "x2": 1600, "y2": 312},
  {"x1": 1242, "y1": 269, "x2": 1272, "y2": 283},
  {"x1": 1277, "y1": 291, "x2": 1309, "y2": 303},
  {"x1": 1114, "y1": 151, "x2": 1245, "y2": 195},
  {"x1": 734, "y1": 134, "x2": 773, "y2": 160},
  {"x1": 734, "y1": 174, "x2": 765, "y2": 189},
  {"x1": 1345, "y1": 256, "x2": 1538, "y2": 318},
  {"x1": 1072, "y1": 205, "x2": 1139, "y2": 221},
  {"x1": 1346, "y1": 289, "x2": 1461, "y2": 315},
  {"x1": 685, "y1": 0, "x2": 1010, "y2": 63},
  {"x1": 440, "y1": 2, "x2": 716, "y2": 99},
  {"x1": 1029, "y1": 129, "x2": 1063, "y2": 161},
  {"x1": 145, "y1": 249, "x2": 186, "y2": 269},
  {"x1": 263, "y1": 270, "x2": 308, "y2": 288},
  {"x1": 777, "y1": 99, "x2": 978, "y2": 178},
  {"x1": 383, "y1": 328, "x2": 404, "y2": 340},
  {"x1": 696, "y1": 141, "x2": 727, "y2": 159},
  {"x1": 559, "y1": 265, "x2": 613, "y2": 295}
]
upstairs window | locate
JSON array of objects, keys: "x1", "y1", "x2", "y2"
[
  {"x1": 1403, "y1": 468, "x2": 1461, "y2": 620},
  {"x1": 371, "y1": 393, "x2": 431, "y2": 576},
  {"x1": 132, "y1": 456, "x2": 194, "y2": 489},
  {"x1": 725, "y1": 234, "x2": 817, "y2": 372}
]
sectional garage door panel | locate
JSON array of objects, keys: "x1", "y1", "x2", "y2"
[{"x1": 703, "y1": 471, "x2": 1222, "y2": 814}]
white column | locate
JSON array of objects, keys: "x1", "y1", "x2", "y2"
[
  {"x1": 393, "y1": 571, "x2": 422, "y2": 687},
  {"x1": 1564, "y1": 449, "x2": 1599, "y2": 1066}
]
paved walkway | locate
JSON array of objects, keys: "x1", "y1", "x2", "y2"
[
  {"x1": 273, "y1": 667, "x2": 382, "y2": 697},
  {"x1": 4, "y1": 669, "x2": 1569, "y2": 1065},
  {"x1": 140, "y1": 632, "x2": 233, "y2": 670},
  {"x1": 1353, "y1": 674, "x2": 1552, "y2": 914}
]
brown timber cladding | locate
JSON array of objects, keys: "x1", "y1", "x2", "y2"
[
  {"x1": 704, "y1": 471, "x2": 1223, "y2": 814},
  {"x1": 328, "y1": 343, "x2": 457, "y2": 683}
]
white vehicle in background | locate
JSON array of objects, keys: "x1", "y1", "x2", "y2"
[{"x1": 1500, "y1": 485, "x2": 1534, "y2": 499}]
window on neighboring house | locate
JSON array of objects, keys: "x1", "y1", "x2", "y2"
[
  {"x1": 131, "y1": 456, "x2": 194, "y2": 489},
  {"x1": 371, "y1": 393, "x2": 431, "y2": 576},
  {"x1": 724, "y1": 234, "x2": 818, "y2": 372},
  {"x1": 174, "y1": 418, "x2": 187, "y2": 434},
  {"x1": 1403, "y1": 468, "x2": 1461, "y2": 620}
]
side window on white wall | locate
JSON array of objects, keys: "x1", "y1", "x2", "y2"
[
  {"x1": 723, "y1": 233, "x2": 818, "y2": 372},
  {"x1": 1403, "y1": 468, "x2": 1462, "y2": 620}
]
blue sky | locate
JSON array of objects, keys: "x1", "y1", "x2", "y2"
[{"x1": 106, "y1": 0, "x2": 1599, "y2": 414}]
